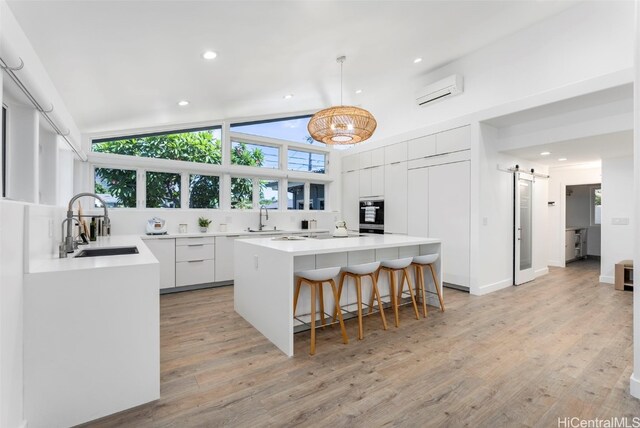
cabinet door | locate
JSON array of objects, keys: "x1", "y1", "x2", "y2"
[
  {"x1": 342, "y1": 170, "x2": 360, "y2": 231},
  {"x1": 370, "y1": 166, "x2": 384, "y2": 197},
  {"x1": 384, "y1": 162, "x2": 407, "y2": 234},
  {"x1": 428, "y1": 161, "x2": 470, "y2": 287},
  {"x1": 359, "y1": 151, "x2": 373, "y2": 169},
  {"x1": 565, "y1": 231, "x2": 575, "y2": 261},
  {"x1": 385, "y1": 142, "x2": 407, "y2": 164},
  {"x1": 359, "y1": 168, "x2": 372, "y2": 197},
  {"x1": 215, "y1": 236, "x2": 239, "y2": 281},
  {"x1": 436, "y1": 125, "x2": 470, "y2": 154},
  {"x1": 370, "y1": 148, "x2": 384, "y2": 167},
  {"x1": 407, "y1": 167, "x2": 429, "y2": 237},
  {"x1": 144, "y1": 239, "x2": 176, "y2": 289},
  {"x1": 176, "y1": 259, "x2": 215, "y2": 287},
  {"x1": 342, "y1": 154, "x2": 359, "y2": 172},
  {"x1": 407, "y1": 135, "x2": 436, "y2": 160}
]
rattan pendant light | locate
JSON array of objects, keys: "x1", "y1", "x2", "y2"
[{"x1": 308, "y1": 56, "x2": 377, "y2": 145}]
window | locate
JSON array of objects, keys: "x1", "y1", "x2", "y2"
[
  {"x1": 309, "y1": 183, "x2": 325, "y2": 210},
  {"x1": 231, "y1": 141, "x2": 279, "y2": 169},
  {"x1": 230, "y1": 115, "x2": 323, "y2": 146},
  {"x1": 94, "y1": 167, "x2": 137, "y2": 208},
  {"x1": 288, "y1": 149, "x2": 326, "y2": 173},
  {"x1": 189, "y1": 174, "x2": 219, "y2": 209},
  {"x1": 92, "y1": 127, "x2": 222, "y2": 165},
  {"x1": 592, "y1": 187, "x2": 602, "y2": 225},
  {"x1": 288, "y1": 182, "x2": 305, "y2": 210},
  {"x1": 259, "y1": 179, "x2": 279, "y2": 208},
  {"x1": 146, "y1": 171, "x2": 181, "y2": 208},
  {"x1": 231, "y1": 177, "x2": 253, "y2": 209}
]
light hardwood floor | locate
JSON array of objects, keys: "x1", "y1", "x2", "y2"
[{"x1": 84, "y1": 259, "x2": 640, "y2": 427}]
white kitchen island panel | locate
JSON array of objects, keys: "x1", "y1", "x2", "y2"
[{"x1": 234, "y1": 235, "x2": 442, "y2": 356}]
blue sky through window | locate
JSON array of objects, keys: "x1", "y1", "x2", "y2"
[{"x1": 231, "y1": 116, "x2": 324, "y2": 147}]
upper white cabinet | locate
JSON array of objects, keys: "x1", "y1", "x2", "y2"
[
  {"x1": 342, "y1": 154, "x2": 359, "y2": 172},
  {"x1": 407, "y1": 135, "x2": 437, "y2": 160},
  {"x1": 342, "y1": 170, "x2": 360, "y2": 230},
  {"x1": 436, "y1": 125, "x2": 470, "y2": 154},
  {"x1": 384, "y1": 162, "x2": 407, "y2": 234},
  {"x1": 360, "y1": 148, "x2": 384, "y2": 169},
  {"x1": 384, "y1": 142, "x2": 407, "y2": 164},
  {"x1": 143, "y1": 238, "x2": 176, "y2": 289}
]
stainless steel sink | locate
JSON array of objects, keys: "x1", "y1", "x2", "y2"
[{"x1": 75, "y1": 246, "x2": 139, "y2": 258}]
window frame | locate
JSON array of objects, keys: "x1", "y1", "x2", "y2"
[
  {"x1": 88, "y1": 114, "x2": 333, "y2": 211},
  {"x1": 591, "y1": 185, "x2": 602, "y2": 226}
]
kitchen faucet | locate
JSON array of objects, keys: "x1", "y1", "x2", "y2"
[
  {"x1": 259, "y1": 205, "x2": 269, "y2": 231},
  {"x1": 59, "y1": 192, "x2": 110, "y2": 258}
]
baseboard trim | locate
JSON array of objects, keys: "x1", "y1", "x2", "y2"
[
  {"x1": 474, "y1": 278, "x2": 512, "y2": 296},
  {"x1": 535, "y1": 267, "x2": 549, "y2": 277},
  {"x1": 599, "y1": 275, "x2": 614, "y2": 285},
  {"x1": 547, "y1": 260, "x2": 564, "y2": 268},
  {"x1": 630, "y1": 373, "x2": 640, "y2": 398}
]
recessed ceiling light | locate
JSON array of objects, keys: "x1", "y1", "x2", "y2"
[
  {"x1": 202, "y1": 51, "x2": 217, "y2": 60},
  {"x1": 414, "y1": 57, "x2": 423, "y2": 64},
  {"x1": 540, "y1": 151, "x2": 551, "y2": 156},
  {"x1": 558, "y1": 158, "x2": 567, "y2": 161},
  {"x1": 177, "y1": 100, "x2": 189, "y2": 106},
  {"x1": 283, "y1": 94, "x2": 293, "y2": 99},
  {"x1": 355, "y1": 89, "x2": 363, "y2": 94}
]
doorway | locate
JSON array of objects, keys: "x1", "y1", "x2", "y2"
[{"x1": 564, "y1": 184, "x2": 601, "y2": 266}]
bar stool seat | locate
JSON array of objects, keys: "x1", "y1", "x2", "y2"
[
  {"x1": 333, "y1": 262, "x2": 387, "y2": 340},
  {"x1": 411, "y1": 254, "x2": 445, "y2": 318},
  {"x1": 294, "y1": 267, "x2": 348, "y2": 355},
  {"x1": 372, "y1": 257, "x2": 420, "y2": 327}
]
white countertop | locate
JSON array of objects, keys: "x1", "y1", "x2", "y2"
[
  {"x1": 141, "y1": 228, "x2": 329, "y2": 240},
  {"x1": 237, "y1": 234, "x2": 441, "y2": 256},
  {"x1": 28, "y1": 235, "x2": 158, "y2": 274}
]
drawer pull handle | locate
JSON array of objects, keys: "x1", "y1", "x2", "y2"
[
  {"x1": 188, "y1": 244, "x2": 205, "y2": 247},
  {"x1": 188, "y1": 259, "x2": 205, "y2": 263}
]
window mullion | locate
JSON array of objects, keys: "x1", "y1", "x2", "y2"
[
  {"x1": 138, "y1": 169, "x2": 146, "y2": 208},
  {"x1": 304, "y1": 182, "x2": 310, "y2": 211},
  {"x1": 181, "y1": 173, "x2": 189, "y2": 209}
]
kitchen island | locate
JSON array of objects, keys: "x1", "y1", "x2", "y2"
[{"x1": 234, "y1": 234, "x2": 442, "y2": 356}]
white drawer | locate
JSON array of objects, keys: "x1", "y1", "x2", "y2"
[
  {"x1": 176, "y1": 244, "x2": 214, "y2": 262},
  {"x1": 176, "y1": 237, "x2": 215, "y2": 246},
  {"x1": 176, "y1": 259, "x2": 215, "y2": 287}
]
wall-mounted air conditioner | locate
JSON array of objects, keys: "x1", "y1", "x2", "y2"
[{"x1": 416, "y1": 74, "x2": 463, "y2": 106}]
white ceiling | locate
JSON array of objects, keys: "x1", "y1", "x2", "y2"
[
  {"x1": 501, "y1": 130, "x2": 633, "y2": 167},
  {"x1": 6, "y1": 0, "x2": 579, "y2": 134}
]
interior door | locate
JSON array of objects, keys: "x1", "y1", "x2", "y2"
[{"x1": 514, "y1": 172, "x2": 535, "y2": 285}]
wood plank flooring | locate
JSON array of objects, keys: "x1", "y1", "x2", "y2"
[{"x1": 83, "y1": 259, "x2": 640, "y2": 427}]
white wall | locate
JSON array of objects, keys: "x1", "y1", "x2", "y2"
[{"x1": 600, "y1": 156, "x2": 634, "y2": 284}]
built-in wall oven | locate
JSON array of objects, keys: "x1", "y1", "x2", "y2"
[{"x1": 359, "y1": 199, "x2": 384, "y2": 234}]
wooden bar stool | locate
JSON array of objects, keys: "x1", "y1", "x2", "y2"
[
  {"x1": 333, "y1": 261, "x2": 387, "y2": 340},
  {"x1": 369, "y1": 257, "x2": 419, "y2": 327},
  {"x1": 412, "y1": 254, "x2": 445, "y2": 318},
  {"x1": 294, "y1": 267, "x2": 348, "y2": 355}
]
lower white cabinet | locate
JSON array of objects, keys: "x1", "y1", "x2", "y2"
[
  {"x1": 215, "y1": 235, "x2": 240, "y2": 282},
  {"x1": 407, "y1": 167, "x2": 429, "y2": 237},
  {"x1": 359, "y1": 166, "x2": 384, "y2": 198},
  {"x1": 175, "y1": 237, "x2": 215, "y2": 286},
  {"x1": 143, "y1": 238, "x2": 176, "y2": 289},
  {"x1": 342, "y1": 170, "x2": 360, "y2": 230}
]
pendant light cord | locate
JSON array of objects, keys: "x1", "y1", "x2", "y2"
[{"x1": 340, "y1": 59, "x2": 343, "y2": 106}]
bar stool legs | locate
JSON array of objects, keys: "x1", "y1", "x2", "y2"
[
  {"x1": 412, "y1": 261, "x2": 445, "y2": 316},
  {"x1": 334, "y1": 271, "x2": 387, "y2": 340},
  {"x1": 371, "y1": 266, "x2": 420, "y2": 327},
  {"x1": 294, "y1": 276, "x2": 348, "y2": 355}
]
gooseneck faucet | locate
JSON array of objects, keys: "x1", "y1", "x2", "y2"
[
  {"x1": 259, "y1": 205, "x2": 269, "y2": 231},
  {"x1": 59, "y1": 192, "x2": 110, "y2": 258}
]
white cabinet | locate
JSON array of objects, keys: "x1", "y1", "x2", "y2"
[
  {"x1": 175, "y1": 237, "x2": 215, "y2": 286},
  {"x1": 384, "y1": 142, "x2": 407, "y2": 164},
  {"x1": 407, "y1": 167, "x2": 429, "y2": 237},
  {"x1": 436, "y1": 125, "x2": 470, "y2": 154},
  {"x1": 359, "y1": 166, "x2": 384, "y2": 198},
  {"x1": 342, "y1": 154, "x2": 359, "y2": 172},
  {"x1": 215, "y1": 235, "x2": 241, "y2": 282},
  {"x1": 144, "y1": 238, "x2": 176, "y2": 289},
  {"x1": 342, "y1": 170, "x2": 360, "y2": 231},
  {"x1": 428, "y1": 161, "x2": 470, "y2": 288},
  {"x1": 384, "y1": 162, "x2": 407, "y2": 234},
  {"x1": 407, "y1": 135, "x2": 436, "y2": 160},
  {"x1": 360, "y1": 148, "x2": 384, "y2": 169}
]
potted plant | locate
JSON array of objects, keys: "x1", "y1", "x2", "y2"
[{"x1": 198, "y1": 217, "x2": 212, "y2": 233}]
